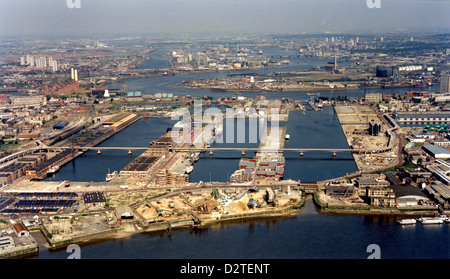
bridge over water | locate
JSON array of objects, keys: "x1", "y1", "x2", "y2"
[{"x1": 40, "y1": 145, "x2": 392, "y2": 156}]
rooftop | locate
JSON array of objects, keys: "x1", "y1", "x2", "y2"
[
  {"x1": 423, "y1": 145, "x2": 450, "y2": 156},
  {"x1": 389, "y1": 184, "x2": 428, "y2": 199}
]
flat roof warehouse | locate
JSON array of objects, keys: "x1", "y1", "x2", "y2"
[{"x1": 422, "y1": 145, "x2": 450, "y2": 159}]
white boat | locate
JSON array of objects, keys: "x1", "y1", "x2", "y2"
[
  {"x1": 397, "y1": 219, "x2": 417, "y2": 225},
  {"x1": 47, "y1": 166, "x2": 60, "y2": 175},
  {"x1": 440, "y1": 215, "x2": 450, "y2": 223},
  {"x1": 212, "y1": 125, "x2": 223, "y2": 139},
  {"x1": 106, "y1": 170, "x2": 118, "y2": 182},
  {"x1": 417, "y1": 217, "x2": 444, "y2": 224},
  {"x1": 185, "y1": 166, "x2": 194, "y2": 174},
  {"x1": 285, "y1": 134, "x2": 290, "y2": 140}
]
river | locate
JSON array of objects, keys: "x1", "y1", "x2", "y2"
[{"x1": 33, "y1": 199, "x2": 450, "y2": 259}]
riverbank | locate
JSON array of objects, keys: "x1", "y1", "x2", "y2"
[
  {"x1": 38, "y1": 195, "x2": 306, "y2": 251},
  {"x1": 312, "y1": 191, "x2": 439, "y2": 216},
  {"x1": 333, "y1": 104, "x2": 400, "y2": 173},
  {"x1": 36, "y1": 189, "x2": 442, "y2": 254},
  {"x1": 176, "y1": 84, "x2": 385, "y2": 93}
]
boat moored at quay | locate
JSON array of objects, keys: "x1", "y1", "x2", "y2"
[
  {"x1": 417, "y1": 217, "x2": 445, "y2": 225},
  {"x1": 397, "y1": 219, "x2": 416, "y2": 225}
]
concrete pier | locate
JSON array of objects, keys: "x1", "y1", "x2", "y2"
[{"x1": 259, "y1": 126, "x2": 286, "y2": 154}]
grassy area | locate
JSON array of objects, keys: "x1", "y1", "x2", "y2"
[
  {"x1": 0, "y1": 138, "x2": 32, "y2": 153},
  {"x1": 0, "y1": 219, "x2": 9, "y2": 230},
  {"x1": 105, "y1": 190, "x2": 163, "y2": 208},
  {"x1": 375, "y1": 157, "x2": 416, "y2": 174}
]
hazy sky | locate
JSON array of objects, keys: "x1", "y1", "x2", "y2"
[{"x1": 0, "y1": 0, "x2": 449, "y2": 37}]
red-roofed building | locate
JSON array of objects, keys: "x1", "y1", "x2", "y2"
[
  {"x1": 42, "y1": 80, "x2": 89, "y2": 95},
  {"x1": 12, "y1": 223, "x2": 29, "y2": 238}
]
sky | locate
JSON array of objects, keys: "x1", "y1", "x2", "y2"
[{"x1": 0, "y1": 0, "x2": 449, "y2": 38}]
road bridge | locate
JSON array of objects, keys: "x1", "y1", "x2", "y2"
[{"x1": 42, "y1": 146, "x2": 392, "y2": 154}]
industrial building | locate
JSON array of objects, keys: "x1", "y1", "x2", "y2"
[
  {"x1": 369, "y1": 192, "x2": 397, "y2": 208},
  {"x1": 16, "y1": 154, "x2": 47, "y2": 168},
  {"x1": 120, "y1": 132, "x2": 174, "y2": 178},
  {"x1": 426, "y1": 181, "x2": 450, "y2": 205},
  {"x1": 115, "y1": 205, "x2": 134, "y2": 220},
  {"x1": 26, "y1": 149, "x2": 76, "y2": 179},
  {"x1": 1, "y1": 192, "x2": 79, "y2": 214},
  {"x1": 154, "y1": 169, "x2": 188, "y2": 186},
  {"x1": 0, "y1": 236, "x2": 15, "y2": 250},
  {"x1": 102, "y1": 112, "x2": 139, "y2": 131},
  {"x1": 12, "y1": 223, "x2": 29, "y2": 238},
  {"x1": 82, "y1": 192, "x2": 106, "y2": 208},
  {"x1": 41, "y1": 77, "x2": 88, "y2": 95},
  {"x1": 0, "y1": 163, "x2": 31, "y2": 182},
  {"x1": 368, "y1": 120, "x2": 381, "y2": 136},
  {"x1": 395, "y1": 112, "x2": 450, "y2": 123},
  {"x1": 384, "y1": 172, "x2": 401, "y2": 185},
  {"x1": 120, "y1": 155, "x2": 162, "y2": 178},
  {"x1": 364, "y1": 93, "x2": 383, "y2": 103},
  {"x1": 355, "y1": 174, "x2": 390, "y2": 196},
  {"x1": 72, "y1": 128, "x2": 115, "y2": 147},
  {"x1": 388, "y1": 184, "x2": 429, "y2": 207},
  {"x1": 11, "y1": 199, "x2": 77, "y2": 213},
  {"x1": 144, "y1": 135, "x2": 173, "y2": 156},
  {"x1": 376, "y1": 66, "x2": 395, "y2": 78},
  {"x1": 53, "y1": 121, "x2": 69, "y2": 130},
  {"x1": 422, "y1": 145, "x2": 450, "y2": 159},
  {"x1": 10, "y1": 95, "x2": 45, "y2": 107},
  {"x1": 440, "y1": 74, "x2": 450, "y2": 94}
]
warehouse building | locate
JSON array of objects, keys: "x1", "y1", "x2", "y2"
[
  {"x1": 426, "y1": 181, "x2": 450, "y2": 205},
  {"x1": 115, "y1": 205, "x2": 134, "y2": 220},
  {"x1": 82, "y1": 192, "x2": 106, "y2": 208},
  {"x1": 376, "y1": 66, "x2": 395, "y2": 78},
  {"x1": 389, "y1": 184, "x2": 429, "y2": 207},
  {"x1": 355, "y1": 174, "x2": 390, "y2": 196},
  {"x1": 12, "y1": 223, "x2": 29, "y2": 238},
  {"x1": 26, "y1": 149, "x2": 76, "y2": 179},
  {"x1": 0, "y1": 163, "x2": 31, "y2": 182},
  {"x1": 422, "y1": 145, "x2": 450, "y2": 159},
  {"x1": 120, "y1": 155, "x2": 162, "y2": 178},
  {"x1": 396, "y1": 112, "x2": 450, "y2": 123},
  {"x1": 0, "y1": 236, "x2": 15, "y2": 250}
]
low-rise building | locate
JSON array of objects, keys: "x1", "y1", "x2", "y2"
[
  {"x1": 433, "y1": 140, "x2": 450, "y2": 146},
  {"x1": 10, "y1": 95, "x2": 45, "y2": 107},
  {"x1": 355, "y1": 174, "x2": 390, "y2": 196},
  {"x1": 82, "y1": 192, "x2": 106, "y2": 208},
  {"x1": 364, "y1": 93, "x2": 383, "y2": 103},
  {"x1": 115, "y1": 205, "x2": 134, "y2": 221},
  {"x1": 426, "y1": 181, "x2": 450, "y2": 204},
  {"x1": 0, "y1": 236, "x2": 15, "y2": 249},
  {"x1": 12, "y1": 223, "x2": 29, "y2": 238},
  {"x1": 389, "y1": 184, "x2": 430, "y2": 207},
  {"x1": 370, "y1": 194, "x2": 397, "y2": 208},
  {"x1": 422, "y1": 144, "x2": 450, "y2": 159}
]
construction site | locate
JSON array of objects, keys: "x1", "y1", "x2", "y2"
[
  {"x1": 334, "y1": 104, "x2": 399, "y2": 172},
  {"x1": 135, "y1": 186, "x2": 303, "y2": 229},
  {"x1": 19, "y1": 185, "x2": 304, "y2": 250}
]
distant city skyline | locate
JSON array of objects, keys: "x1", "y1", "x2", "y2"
[{"x1": 0, "y1": 0, "x2": 449, "y2": 38}]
